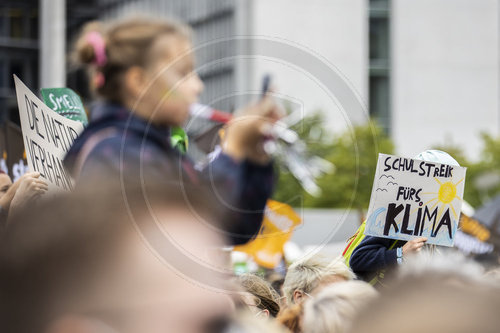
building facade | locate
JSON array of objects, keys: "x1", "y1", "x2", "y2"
[{"x1": 96, "y1": 0, "x2": 499, "y2": 160}]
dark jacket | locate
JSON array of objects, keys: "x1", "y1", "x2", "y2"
[
  {"x1": 64, "y1": 103, "x2": 275, "y2": 245},
  {"x1": 350, "y1": 235, "x2": 405, "y2": 282}
]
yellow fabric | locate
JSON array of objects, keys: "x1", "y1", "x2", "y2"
[{"x1": 234, "y1": 200, "x2": 301, "y2": 268}]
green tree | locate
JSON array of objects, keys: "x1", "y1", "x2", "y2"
[
  {"x1": 272, "y1": 114, "x2": 394, "y2": 215},
  {"x1": 433, "y1": 133, "x2": 500, "y2": 208}
]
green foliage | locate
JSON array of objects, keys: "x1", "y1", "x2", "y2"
[
  {"x1": 434, "y1": 133, "x2": 500, "y2": 208},
  {"x1": 272, "y1": 114, "x2": 394, "y2": 210},
  {"x1": 273, "y1": 114, "x2": 500, "y2": 211}
]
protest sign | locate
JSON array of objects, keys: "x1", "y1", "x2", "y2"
[
  {"x1": 14, "y1": 75, "x2": 84, "y2": 192},
  {"x1": 365, "y1": 153, "x2": 466, "y2": 246},
  {"x1": 234, "y1": 200, "x2": 301, "y2": 268},
  {"x1": 40, "y1": 87, "x2": 88, "y2": 125}
]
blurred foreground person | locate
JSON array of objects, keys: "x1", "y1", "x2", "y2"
[
  {"x1": 0, "y1": 171, "x2": 48, "y2": 226},
  {"x1": 0, "y1": 181, "x2": 233, "y2": 333},
  {"x1": 65, "y1": 17, "x2": 282, "y2": 245},
  {"x1": 213, "y1": 311, "x2": 288, "y2": 333},
  {"x1": 276, "y1": 302, "x2": 304, "y2": 333},
  {"x1": 396, "y1": 250, "x2": 486, "y2": 285},
  {"x1": 0, "y1": 171, "x2": 12, "y2": 199},
  {"x1": 302, "y1": 281, "x2": 377, "y2": 333},
  {"x1": 350, "y1": 272, "x2": 500, "y2": 333},
  {"x1": 283, "y1": 255, "x2": 355, "y2": 305}
]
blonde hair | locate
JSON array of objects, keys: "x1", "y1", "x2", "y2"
[
  {"x1": 73, "y1": 17, "x2": 191, "y2": 104},
  {"x1": 302, "y1": 281, "x2": 377, "y2": 333},
  {"x1": 283, "y1": 255, "x2": 355, "y2": 304}
]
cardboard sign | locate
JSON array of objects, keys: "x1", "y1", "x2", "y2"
[
  {"x1": 14, "y1": 75, "x2": 84, "y2": 192},
  {"x1": 234, "y1": 200, "x2": 302, "y2": 268},
  {"x1": 365, "y1": 154, "x2": 466, "y2": 246},
  {"x1": 40, "y1": 87, "x2": 88, "y2": 125}
]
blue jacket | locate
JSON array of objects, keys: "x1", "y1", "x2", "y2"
[
  {"x1": 350, "y1": 235, "x2": 405, "y2": 282},
  {"x1": 64, "y1": 103, "x2": 275, "y2": 245}
]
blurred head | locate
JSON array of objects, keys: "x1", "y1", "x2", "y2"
[
  {"x1": 0, "y1": 181, "x2": 231, "y2": 333},
  {"x1": 276, "y1": 303, "x2": 304, "y2": 333},
  {"x1": 266, "y1": 272, "x2": 286, "y2": 307},
  {"x1": 216, "y1": 311, "x2": 289, "y2": 333},
  {"x1": 283, "y1": 256, "x2": 355, "y2": 305},
  {"x1": 74, "y1": 17, "x2": 204, "y2": 126},
  {"x1": 302, "y1": 281, "x2": 377, "y2": 333},
  {"x1": 350, "y1": 274, "x2": 500, "y2": 333},
  {"x1": 0, "y1": 172, "x2": 12, "y2": 200},
  {"x1": 237, "y1": 274, "x2": 280, "y2": 318},
  {"x1": 396, "y1": 250, "x2": 485, "y2": 286}
]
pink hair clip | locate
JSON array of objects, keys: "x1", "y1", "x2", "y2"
[{"x1": 86, "y1": 31, "x2": 107, "y2": 67}]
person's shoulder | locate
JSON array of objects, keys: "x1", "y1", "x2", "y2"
[{"x1": 359, "y1": 235, "x2": 397, "y2": 247}]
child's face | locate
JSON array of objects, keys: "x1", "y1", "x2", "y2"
[{"x1": 142, "y1": 35, "x2": 204, "y2": 126}]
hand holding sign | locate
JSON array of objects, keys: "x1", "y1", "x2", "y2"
[
  {"x1": 12, "y1": 172, "x2": 48, "y2": 201},
  {"x1": 402, "y1": 237, "x2": 427, "y2": 256},
  {"x1": 7, "y1": 172, "x2": 48, "y2": 224}
]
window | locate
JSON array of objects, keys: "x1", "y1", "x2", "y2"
[
  {"x1": 368, "y1": 0, "x2": 391, "y2": 134},
  {"x1": 369, "y1": 18, "x2": 389, "y2": 61},
  {"x1": 9, "y1": 8, "x2": 24, "y2": 39},
  {"x1": 8, "y1": 60, "x2": 24, "y2": 88},
  {"x1": 0, "y1": 59, "x2": 5, "y2": 88},
  {"x1": 0, "y1": 9, "x2": 7, "y2": 37},
  {"x1": 29, "y1": 9, "x2": 38, "y2": 40}
]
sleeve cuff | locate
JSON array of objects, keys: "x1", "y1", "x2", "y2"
[{"x1": 385, "y1": 248, "x2": 399, "y2": 266}]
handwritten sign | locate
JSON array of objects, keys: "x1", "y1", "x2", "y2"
[
  {"x1": 40, "y1": 87, "x2": 88, "y2": 125},
  {"x1": 365, "y1": 153, "x2": 466, "y2": 246},
  {"x1": 234, "y1": 200, "x2": 301, "y2": 268},
  {"x1": 14, "y1": 75, "x2": 84, "y2": 192}
]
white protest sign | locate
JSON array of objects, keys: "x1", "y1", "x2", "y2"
[
  {"x1": 14, "y1": 75, "x2": 84, "y2": 192},
  {"x1": 365, "y1": 153, "x2": 466, "y2": 246}
]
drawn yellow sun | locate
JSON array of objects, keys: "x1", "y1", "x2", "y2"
[
  {"x1": 438, "y1": 181, "x2": 457, "y2": 204},
  {"x1": 422, "y1": 178, "x2": 463, "y2": 221}
]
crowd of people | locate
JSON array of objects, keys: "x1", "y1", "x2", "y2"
[{"x1": 1, "y1": 15, "x2": 500, "y2": 333}]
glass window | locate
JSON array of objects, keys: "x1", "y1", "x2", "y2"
[
  {"x1": 0, "y1": 9, "x2": 7, "y2": 37},
  {"x1": 370, "y1": 0, "x2": 389, "y2": 11},
  {"x1": 31, "y1": 57, "x2": 38, "y2": 88},
  {"x1": 369, "y1": 75, "x2": 390, "y2": 131},
  {"x1": 369, "y1": 17, "x2": 389, "y2": 60},
  {"x1": 29, "y1": 9, "x2": 38, "y2": 39},
  {"x1": 8, "y1": 59, "x2": 24, "y2": 88},
  {"x1": 9, "y1": 8, "x2": 25, "y2": 39},
  {"x1": 0, "y1": 59, "x2": 5, "y2": 88}
]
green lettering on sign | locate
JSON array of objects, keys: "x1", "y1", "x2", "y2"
[{"x1": 40, "y1": 87, "x2": 88, "y2": 126}]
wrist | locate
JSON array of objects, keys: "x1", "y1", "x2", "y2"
[
  {"x1": 222, "y1": 140, "x2": 245, "y2": 162},
  {"x1": 397, "y1": 247, "x2": 403, "y2": 264}
]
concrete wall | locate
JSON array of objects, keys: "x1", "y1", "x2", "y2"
[
  {"x1": 250, "y1": 0, "x2": 369, "y2": 133},
  {"x1": 391, "y1": 0, "x2": 499, "y2": 160},
  {"x1": 290, "y1": 208, "x2": 360, "y2": 246}
]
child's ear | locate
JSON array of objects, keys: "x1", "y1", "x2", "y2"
[
  {"x1": 293, "y1": 290, "x2": 304, "y2": 303},
  {"x1": 46, "y1": 315, "x2": 117, "y2": 333},
  {"x1": 123, "y1": 66, "x2": 147, "y2": 99}
]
